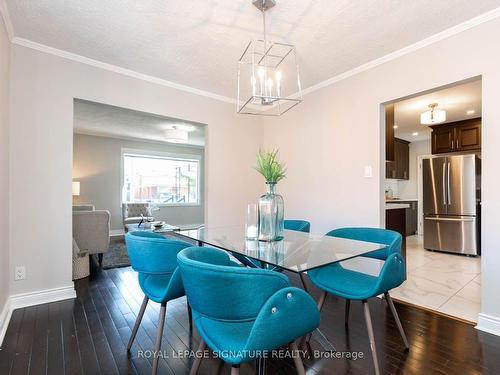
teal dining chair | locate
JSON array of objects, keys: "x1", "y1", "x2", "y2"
[
  {"x1": 284, "y1": 219, "x2": 310, "y2": 233},
  {"x1": 177, "y1": 246, "x2": 320, "y2": 375},
  {"x1": 307, "y1": 227, "x2": 409, "y2": 375},
  {"x1": 125, "y1": 231, "x2": 192, "y2": 375}
]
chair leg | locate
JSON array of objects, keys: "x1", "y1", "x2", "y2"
[
  {"x1": 345, "y1": 299, "x2": 351, "y2": 326},
  {"x1": 189, "y1": 340, "x2": 206, "y2": 375},
  {"x1": 152, "y1": 303, "x2": 167, "y2": 375},
  {"x1": 384, "y1": 292, "x2": 409, "y2": 350},
  {"x1": 231, "y1": 365, "x2": 240, "y2": 375},
  {"x1": 256, "y1": 357, "x2": 266, "y2": 375},
  {"x1": 302, "y1": 291, "x2": 328, "y2": 351},
  {"x1": 187, "y1": 301, "x2": 193, "y2": 331},
  {"x1": 127, "y1": 296, "x2": 149, "y2": 351},
  {"x1": 290, "y1": 341, "x2": 305, "y2": 375},
  {"x1": 362, "y1": 300, "x2": 380, "y2": 375},
  {"x1": 299, "y1": 273, "x2": 309, "y2": 293},
  {"x1": 98, "y1": 253, "x2": 103, "y2": 267}
]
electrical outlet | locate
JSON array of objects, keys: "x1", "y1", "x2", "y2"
[{"x1": 15, "y1": 266, "x2": 26, "y2": 281}]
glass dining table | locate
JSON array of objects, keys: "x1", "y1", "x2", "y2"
[{"x1": 173, "y1": 225, "x2": 386, "y2": 352}]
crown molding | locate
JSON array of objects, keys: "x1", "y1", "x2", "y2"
[
  {"x1": 0, "y1": 0, "x2": 13, "y2": 41},
  {"x1": 300, "y1": 6, "x2": 500, "y2": 97},
  {"x1": 5, "y1": 5, "x2": 500, "y2": 104},
  {"x1": 11, "y1": 37, "x2": 237, "y2": 105}
]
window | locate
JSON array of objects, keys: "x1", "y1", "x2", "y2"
[{"x1": 122, "y1": 153, "x2": 200, "y2": 205}]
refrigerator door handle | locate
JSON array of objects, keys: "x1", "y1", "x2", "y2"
[
  {"x1": 425, "y1": 216, "x2": 475, "y2": 222},
  {"x1": 442, "y1": 162, "x2": 447, "y2": 205},
  {"x1": 447, "y1": 162, "x2": 451, "y2": 205}
]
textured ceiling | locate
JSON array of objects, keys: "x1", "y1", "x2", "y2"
[
  {"x1": 74, "y1": 99, "x2": 206, "y2": 146},
  {"x1": 6, "y1": 0, "x2": 500, "y2": 98},
  {"x1": 394, "y1": 79, "x2": 481, "y2": 142}
]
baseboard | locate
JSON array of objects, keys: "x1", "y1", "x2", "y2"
[
  {"x1": 0, "y1": 298, "x2": 12, "y2": 347},
  {"x1": 9, "y1": 285, "x2": 76, "y2": 310},
  {"x1": 476, "y1": 313, "x2": 500, "y2": 336},
  {"x1": 110, "y1": 229, "x2": 125, "y2": 237}
]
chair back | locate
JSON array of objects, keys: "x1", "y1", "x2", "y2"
[
  {"x1": 284, "y1": 220, "x2": 310, "y2": 233},
  {"x1": 325, "y1": 227, "x2": 401, "y2": 260},
  {"x1": 177, "y1": 247, "x2": 289, "y2": 321},
  {"x1": 125, "y1": 231, "x2": 191, "y2": 275},
  {"x1": 72, "y1": 210, "x2": 110, "y2": 254},
  {"x1": 122, "y1": 203, "x2": 150, "y2": 219},
  {"x1": 73, "y1": 205, "x2": 95, "y2": 212}
]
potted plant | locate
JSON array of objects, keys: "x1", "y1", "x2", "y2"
[{"x1": 255, "y1": 149, "x2": 286, "y2": 241}]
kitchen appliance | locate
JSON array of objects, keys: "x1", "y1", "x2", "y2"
[{"x1": 422, "y1": 154, "x2": 481, "y2": 255}]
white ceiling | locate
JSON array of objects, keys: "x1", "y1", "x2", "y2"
[
  {"x1": 394, "y1": 79, "x2": 481, "y2": 142},
  {"x1": 6, "y1": 1, "x2": 500, "y2": 98},
  {"x1": 74, "y1": 99, "x2": 206, "y2": 146}
]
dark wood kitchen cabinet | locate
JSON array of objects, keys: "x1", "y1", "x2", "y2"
[
  {"x1": 397, "y1": 200, "x2": 418, "y2": 236},
  {"x1": 431, "y1": 118, "x2": 481, "y2": 154},
  {"x1": 386, "y1": 138, "x2": 409, "y2": 180}
]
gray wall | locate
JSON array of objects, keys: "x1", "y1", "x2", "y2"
[{"x1": 73, "y1": 133, "x2": 205, "y2": 231}]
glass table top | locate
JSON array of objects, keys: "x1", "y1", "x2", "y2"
[{"x1": 175, "y1": 226, "x2": 386, "y2": 273}]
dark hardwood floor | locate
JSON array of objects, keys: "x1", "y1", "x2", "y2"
[{"x1": 1, "y1": 260, "x2": 499, "y2": 375}]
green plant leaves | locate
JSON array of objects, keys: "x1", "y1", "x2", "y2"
[{"x1": 255, "y1": 149, "x2": 287, "y2": 184}]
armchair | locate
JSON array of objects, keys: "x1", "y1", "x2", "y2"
[
  {"x1": 122, "y1": 203, "x2": 154, "y2": 231},
  {"x1": 72, "y1": 209, "x2": 110, "y2": 266}
]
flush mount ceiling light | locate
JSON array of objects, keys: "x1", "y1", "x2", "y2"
[
  {"x1": 420, "y1": 103, "x2": 446, "y2": 125},
  {"x1": 164, "y1": 126, "x2": 189, "y2": 143},
  {"x1": 164, "y1": 124, "x2": 196, "y2": 132},
  {"x1": 237, "y1": 0, "x2": 302, "y2": 116}
]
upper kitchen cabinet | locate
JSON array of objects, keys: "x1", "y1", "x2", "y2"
[
  {"x1": 385, "y1": 104, "x2": 395, "y2": 161},
  {"x1": 431, "y1": 118, "x2": 481, "y2": 154},
  {"x1": 386, "y1": 138, "x2": 409, "y2": 180}
]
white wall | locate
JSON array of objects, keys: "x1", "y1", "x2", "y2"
[
  {"x1": 9, "y1": 44, "x2": 263, "y2": 297},
  {"x1": 263, "y1": 18, "x2": 500, "y2": 332},
  {"x1": 73, "y1": 133, "x2": 205, "y2": 230},
  {"x1": 0, "y1": 15, "x2": 10, "y2": 327},
  {"x1": 398, "y1": 140, "x2": 431, "y2": 199}
]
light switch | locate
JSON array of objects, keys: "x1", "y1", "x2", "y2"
[{"x1": 364, "y1": 166, "x2": 373, "y2": 178}]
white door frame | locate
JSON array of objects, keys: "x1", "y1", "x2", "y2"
[{"x1": 416, "y1": 154, "x2": 433, "y2": 235}]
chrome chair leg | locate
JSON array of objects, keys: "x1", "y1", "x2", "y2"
[
  {"x1": 231, "y1": 365, "x2": 240, "y2": 375},
  {"x1": 127, "y1": 296, "x2": 148, "y2": 351},
  {"x1": 256, "y1": 356, "x2": 266, "y2": 375},
  {"x1": 345, "y1": 299, "x2": 351, "y2": 326},
  {"x1": 290, "y1": 341, "x2": 305, "y2": 375},
  {"x1": 384, "y1": 292, "x2": 409, "y2": 349},
  {"x1": 152, "y1": 303, "x2": 167, "y2": 375},
  {"x1": 189, "y1": 340, "x2": 206, "y2": 375},
  {"x1": 362, "y1": 300, "x2": 380, "y2": 375}
]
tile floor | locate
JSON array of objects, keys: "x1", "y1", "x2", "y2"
[{"x1": 391, "y1": 235, "x2": 481, "y2": 323}]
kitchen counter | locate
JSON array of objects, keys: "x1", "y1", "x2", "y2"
[{"x1": 386, "y1": 203, "x2": 410, "y2": 210}]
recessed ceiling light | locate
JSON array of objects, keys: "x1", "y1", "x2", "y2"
[
  {"x1": 393, "y1": 125, "x2": 398, "y2": 129},
  {"x1": 466, "y1": 110, "x2": 475, "y2": 115},
  {"x1": 412, "y1": 132, "x2": 419, "y2": 136}
]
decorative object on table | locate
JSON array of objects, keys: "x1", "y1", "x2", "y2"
[
  {"x1": 153, "y1": 221, "x2": 165, "y2": 229},
  {"x1": 255, "y1": 149, "x2": 286, "y2": 241},
  {"x1": 245, "y1": 203, "x2": 259, "y2": 240},
  {"x1": 237, "y1": 0, "x2": 302, "y2": 116}
]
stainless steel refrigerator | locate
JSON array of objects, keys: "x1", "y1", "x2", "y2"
[{"x1": 422, "y1": 154, "x2": 481, "y2": 255}]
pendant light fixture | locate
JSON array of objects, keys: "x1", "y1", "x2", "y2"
[
  {"x1": 420, "y1": 103, "x2": 446, "y2": 125},
  {"x1": 237, "y1": 0, "x2": 302, "y2": 116}
]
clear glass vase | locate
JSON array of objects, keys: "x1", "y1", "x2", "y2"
[{"x1": 258, "y1": 183, "x2": 284, "y2": 241}]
